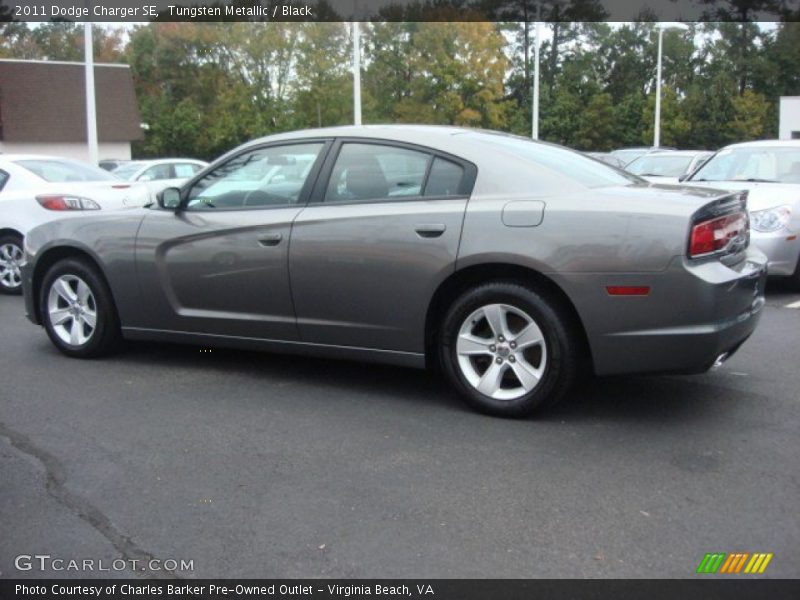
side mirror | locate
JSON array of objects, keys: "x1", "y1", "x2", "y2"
[{"x1": 158, "y1": 187, "x2": 182, "y2": 210}]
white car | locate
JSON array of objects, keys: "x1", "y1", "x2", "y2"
[
  {"x1": 685, "y1": 140, "x2": 800, "y2": 286},
  {"x1": 627, "y1": 150, "x2": 712, "y2": 184},
  {"x1": 0, "y1": 155, "x2": 150, "y2": 294},
  {"x1": 111, "y1": 158, "x2": 207, "y2": 198}
]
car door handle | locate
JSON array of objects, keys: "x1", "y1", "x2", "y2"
[
  {"x1": 258, "y1": 233, "x2": 283, "y2": 247},
  {"x1": 415, "y1": 223, "x2": 446, "y2": 238}
]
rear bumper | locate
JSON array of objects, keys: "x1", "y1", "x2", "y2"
[
  {"x1": 751, "y1": 230, "x2": 799, "y2": 277},
  {"x1": 594, "y1": 292, "x2": 764, "y2": 375},
  {"x1": 556, "y1": 249, "x2": 768, "y2": 376}
]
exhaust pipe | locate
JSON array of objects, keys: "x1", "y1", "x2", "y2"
[{"x1": 712, "y1": 352, "x2": 730, "y2": 369}]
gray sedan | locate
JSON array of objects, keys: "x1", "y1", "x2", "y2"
[{"x1": 21, "y1": 126, "x2": 767, "y2": 417}]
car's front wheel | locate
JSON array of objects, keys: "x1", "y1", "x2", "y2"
[
  {"x1": 0, "y1": 234, "x2": 25, "y2": 295},
  {"x1": 40, "y1": 258, "x2": 120, "y2": 358},
  {"x1": 439, "y1": 282, "x2": 579, "y2": 417}
]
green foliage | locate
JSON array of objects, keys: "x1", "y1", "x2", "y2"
[
  {"x1": 641, "y1": 86, "x2": 691, "y2": 147},
  {"x1": 1, "y1": 21, "x2": 797, "y2": 159}
]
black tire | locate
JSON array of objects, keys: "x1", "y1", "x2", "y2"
[
  {"x1": 0, "y1": 233, "x2": 24, "y2": 296},
  {"x1": 439, "y1": 282, "x2": 580, "y2": 418},
  {"x1": 40, "y1": 258, "x2": 121, "y2": 358},
  {"x1": 789, "y1": 256, "x2": 800, "y2": 291}
]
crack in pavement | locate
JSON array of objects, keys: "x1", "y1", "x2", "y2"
[{"x1": 0, "y1": 421, "x2": 182, "y2": 580}]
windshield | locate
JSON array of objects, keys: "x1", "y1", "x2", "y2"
[
  {"x1": 690, "y1": 146, "x2": 800, "y2": 184},
  {"x1": 15, "y1": 159, "x2": 117, "y2": 183},
  {"x1": 610, "y1": 149, "x2": 648, "y2": 165},
  {"x1": 112, "y1": 162, "x2": 147, "y2": 180},
  {"x1": 482, "y1": 135, "x2": 641, "y2": 188},
  {"x1": 628, "y1": 154, "x2": 694, "y2": 177}
]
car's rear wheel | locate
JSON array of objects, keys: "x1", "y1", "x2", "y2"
[
  {"x1": 789, "y1": 255, "x2": 800, "y2": 291},
  {"x1": 0, "y1": 234, "x2": 25, "y2": 295},
  {"x1": 40, "y1": 258, "x2": 120, "y2": 358},
  {"x1": 439, "y1": 282, "x2": 579, "y2": 417}
]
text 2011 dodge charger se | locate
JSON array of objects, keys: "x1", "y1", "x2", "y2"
[{"x1": 21, "y1": 126, "x2": 767, "y2": 417}]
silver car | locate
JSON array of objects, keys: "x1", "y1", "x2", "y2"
[
  {"x1": 686, "y1": 140, "x2": 800, "y2": 288},
  {"x1": 21, "y1": 126, "x2": 767, "y2": 417},
  {"x1": 626, "y1": 150, "x2": 712, "y2": 184}
]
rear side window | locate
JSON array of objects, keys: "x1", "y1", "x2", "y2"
[
  {"x1": 0, "y1": 170, "x2": 8, "y2": 192},
  {"x1": 139, "y1": 163, "x2": 173, "y2": 181},
  {"x1": 174, "y1": 163, "x2": 200, "y2": 178},
  {"x1": 480, "y1": 135, "x2": 640, "y2": 188},
  {"x1": 325, "y1": 143, "x2": 430, "y2": 203},
  {"x1": 424, "y1": 158, "x2": 464, "y2": 196}
]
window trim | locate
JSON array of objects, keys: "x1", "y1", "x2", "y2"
[
  {"x1": 308, "y1": 137, "x2": 477, "y2": 206},
  {"x1": 177, "y1": 138, "x2": 334, "y2": 212}
]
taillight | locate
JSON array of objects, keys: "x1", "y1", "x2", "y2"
[
  {"x1": 689, "y1": 212, "x2": 748, "y2": 258},
  {"x1": 36, "y1": 195, "x2": 101, "y2": 211}
]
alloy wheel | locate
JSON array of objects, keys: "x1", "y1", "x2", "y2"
[
  {"x1": 0, "y1": 242, "x2": 24, "y2": 290},
  {"x1": 47, "y1": 274, "x2": 98, "y2": 346},
  {"x1": 456, "y1": 303, "x2": 547, "y2": 401}
]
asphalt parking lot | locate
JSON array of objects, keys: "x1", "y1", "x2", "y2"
[{"x1": 1, "y1": 284, "x2": 798, "y2": 580}]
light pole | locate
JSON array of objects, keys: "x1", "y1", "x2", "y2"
[
  {"x1": 654, "y1": 22, "x2": 688, "y2": 148},
  {"x1": 352, "y1": 21, "x2": 362, "y2": 126},
  {"x1": 532, "y1": 18, "x2": 541, "y2": 140},
  {"x1": 84, "y1": 21, "x2": 98, "y2": 165}
]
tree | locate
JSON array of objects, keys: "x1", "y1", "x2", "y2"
[
  {"x1": 292, "y1": 23, "x2": 352, "y2": 128},
  {"x1": 641, "y1": 86, "x2": 691, "y2": 147},
  {"x1": 728, "y1": 90, "x2": 770, "y2": 141},
  {"x1": 394, "y1": 22, "x2": 511, "y2": 129},
  {"x1": 0, "y1": 22, "x2": 126, "y2": 62}
]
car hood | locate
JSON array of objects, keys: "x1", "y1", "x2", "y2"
[
  {"x1": 34, "y1": 181, "x2": 152, "y2": 209},
  {"x1": 685, "y1": 181, "x2": 800, "y2": 211},
  {"x1": 639, "y1": 175, "x2": 680, "y2": 184}
]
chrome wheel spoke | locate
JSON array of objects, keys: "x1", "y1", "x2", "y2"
[
  {"x1": 476, "y1": 361, "x2": 507, "y2": 396},
  {"x1": 482, "y1": 304, "x2": 510, "y2": 339},
  {"x1": 54, "y1": 278, "x2": 77, "y2": 303},
  {"x1": 50, "y1": 308, "x2": 72, "y2": 326},
  {"x1": 69, "y1": 318, "x2": 82, "y2": 345},
  {"x1": 82, "y1": 310, "x2": 97, "y2": 329},
  {"x1": 77, "y1": 280, "x2": 92, "y2": 304},
  {"x1": 456, "y1": 333, "x2": 493, "y2": 356},
  {"x1": 514, "y1": 322, "x2": 544, "y2": 349},
  {"x1": 510, "y1": 357, "x2": 542, "y2": 392}
]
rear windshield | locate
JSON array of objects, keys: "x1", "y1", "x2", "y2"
[
  {"x1": 480, "y1": 134, "x2": 640, "y2": 188},
  {"x1": 628, "y1": 154, "x2": 694, "y2": 177},
  {"x1": 15, "y1": 159, "x2": 117, "y2": 183},
  {"x1": 112, "y1": 162, "x2": 147, "y2": 180},
  {"x1": 690, "y1": 146, "x2": 800, "y2": 184}
]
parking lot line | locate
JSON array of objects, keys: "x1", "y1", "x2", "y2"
[{"x1": 786, "y1": 300, "x2": 800, "y2": 309}]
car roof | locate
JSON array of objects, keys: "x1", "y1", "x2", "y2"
[
  {"x1": 243, "y1": 124, "x2": 473, "y2": 145},
  {"x1": 0, "y1": 154, "x2": 83, "y2": 162},
  {"x1": 233, "y1": 125, "x2": 582, "y2": 166},
  {"x1": 128, "y1": 158, "x2": 206, "y2": 165},
  {"x1": 722, "y1": 139, "x2": 800, "y2": 149},
  {"x1": 636, "y1": 150, "x2": 710, "y2": 157}
]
